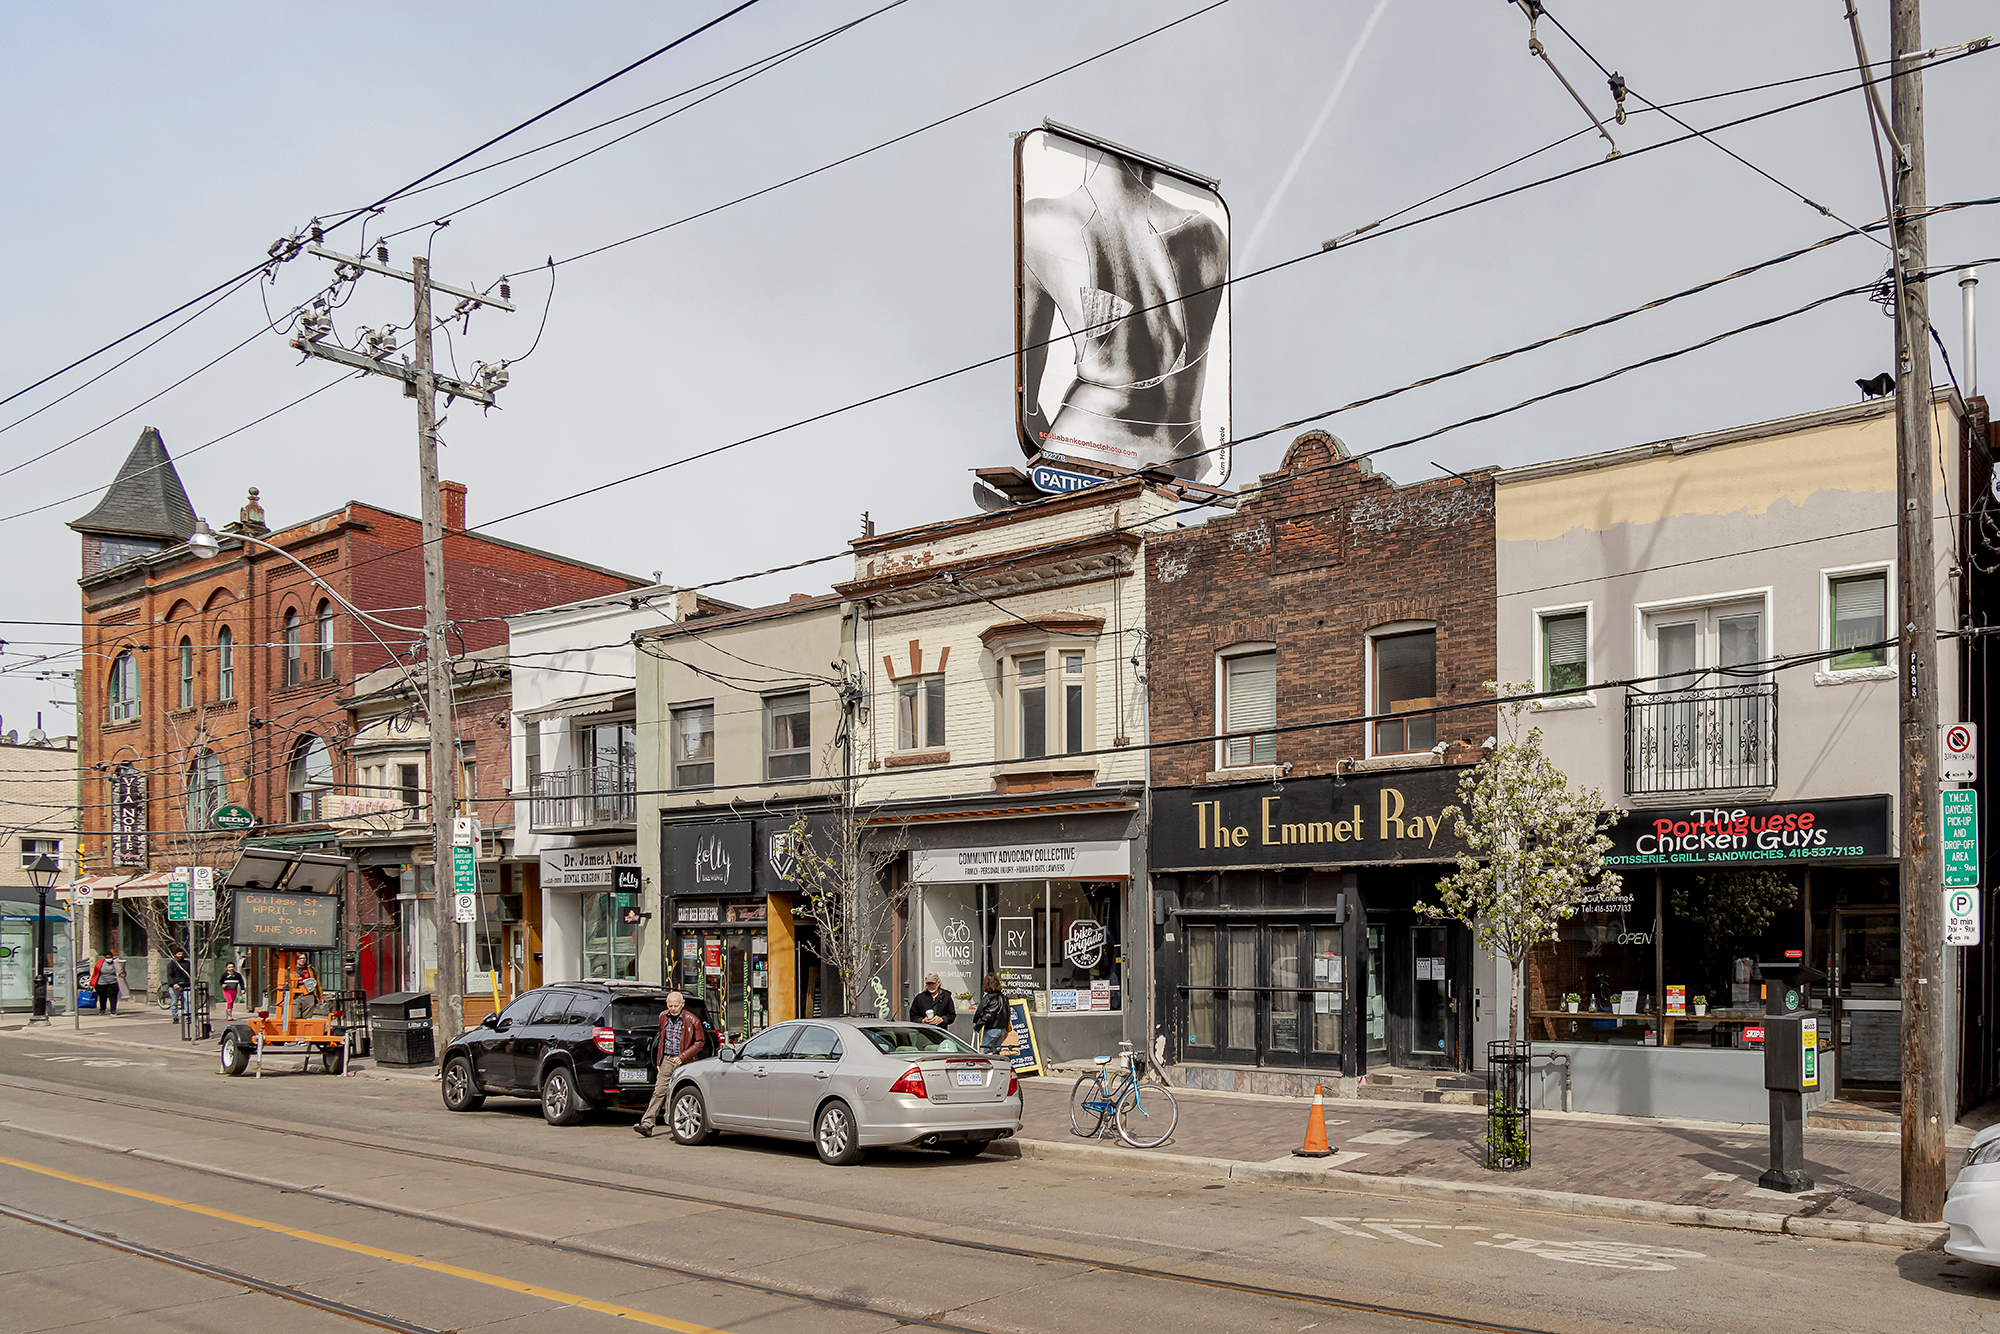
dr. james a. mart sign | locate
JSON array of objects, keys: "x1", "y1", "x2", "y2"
[
  {"x1": 908, "y1": 841, "x2": 1130, "y2": 883},
  {"x1": 539, "y1": 846, "x2": 638, "y2": 889},
  {"x1": 1151, "y1": 769, "x2": 1472, "y2": 871}
]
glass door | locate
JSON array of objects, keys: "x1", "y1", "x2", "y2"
[
  {"x1": 1408, "y1": 926, "x2": 1453, "y2": 1069},
  {"x1": 1178, "y1": 922, "x2": 1258, "y2": 1065},
  {"x1": 1834, "y1": 910, "x2": 1901, "y2": 1091},
  {"x1": 1365, "y1": 925, "x2": 1388, "y2": 1069}
]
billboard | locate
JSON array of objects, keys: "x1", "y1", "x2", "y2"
[
  {"x1": 231, "y1": 889, "x2": 340, "y2": 950},
  {"x1": 1016, "y1": 124, "x2": 1230, "y2": 486}
]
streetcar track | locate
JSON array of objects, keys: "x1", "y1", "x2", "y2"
[
  {"x1": 0, "y1": 1201, "x2": 444, "y2": 1334},
  {"x1": 0, "y1": 1072, "x2": 1567, "y2": 1334}
]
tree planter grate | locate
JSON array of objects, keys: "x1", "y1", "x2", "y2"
[{"x1": 1485, "y1": 1039, "x2": 1532, "y2": 1170}]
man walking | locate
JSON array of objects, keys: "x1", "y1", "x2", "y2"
[
  {"x1": 167, "y1": 948, "x2": 191, "y2": 1023},
  {"x1": 634, "y1": 991, "x2": 703, "y2": 1139},
  {"x1": 909, "y1": 972, "x2": 957, "y2": 1030}
]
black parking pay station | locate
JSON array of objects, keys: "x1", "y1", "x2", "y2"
[{"x1": 1756, "y1": 959, "x2": 1825, "y2": 1193}]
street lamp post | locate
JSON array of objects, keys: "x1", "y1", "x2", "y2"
[{"x1": 26, "y1": 852, "x2": 59, "y2": 1025}]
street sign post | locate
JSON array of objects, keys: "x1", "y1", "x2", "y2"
[
  {"x1": 191, "y1": 865, "x2": 216, "y2": 922},
  {"x1": 1943, "y1": 789, "x2": 1980, "y2": 888},
  {"x1": 166, "y1": 868, "x2": 190, "y2": 923},
  {"x1": 1943, "y1": 722, "x2": 1978, "y2": 784},
  {"x1": 452, "y1": 844, "x2": 477, "y2": 924},
  {"x1": 1947, "y1": 886, "x2": 1982, "y2": 946}
]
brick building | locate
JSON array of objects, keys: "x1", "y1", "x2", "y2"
[
  {"x1": 1143, "y1": 431, "x2": 1496, "y2": 1090},
  {"x1": 64, "y1": 425, "x2": 646, "y2": 997}
]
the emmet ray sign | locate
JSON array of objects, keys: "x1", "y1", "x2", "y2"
[{"x1": 1152, "y1": 769, "x2": 1472, "y2": 871}]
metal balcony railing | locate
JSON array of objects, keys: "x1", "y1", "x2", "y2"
[
  {"x1": 528, "y1": 765, "x2": 637, "y2": 831},
  {"x1": 1624, "y1": 682, "x2": 1777, "y2": 795}
]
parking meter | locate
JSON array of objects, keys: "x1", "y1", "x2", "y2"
[{"x1": 1756, "y1": 960, "x2": 1826, "y2": 1193}]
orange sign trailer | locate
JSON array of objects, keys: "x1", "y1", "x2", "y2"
[{"x1": 216, "y1": 849, "x2": 355, "y2": 1078}]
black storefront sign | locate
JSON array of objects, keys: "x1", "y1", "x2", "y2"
[
  {"x1": 1153, "y1": 768, "x2": 1474, "y2": 871},
  {"x1": 666, "y1": 820, "x2": 756, "y2": 895},
  {"x1": 755, "y1": 810, "x2": 838, "y2": 892},
  {"x1": 1603, "y1": 794, "x2": 1891, "y2": 867}
]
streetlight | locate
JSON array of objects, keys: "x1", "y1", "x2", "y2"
[{"x1": 25, "y1": 852, "x2": 59, "y2": 1025}]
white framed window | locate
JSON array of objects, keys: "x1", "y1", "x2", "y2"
[
  {"x1": 765, "y1": 691, "x2": 812, "y2": 780},
  {"x1": 107, "y1": 651, "x2": 139, "y2": 723},
  {"x1": 1217, "y1": 644, "x2": 1276, "y2": 768},
  {"x1": 399, "y1": 762, "x2": 422, "y2": 820},
  {"x1": 289, "y1": 735, "x2": 334, "y2": 822},
  {"x1": 896, "y1": 675, "x2": 946, "y2": 751},
  {"x1": 186, "y1": 748, "x2": 225, "y2": 829},
  {"x1": 19, "y1": 838, "x2": 62, "y2": 871},
  {"x1": 1002, "y1": 647, "x2": 1093, "y2": 760},
  {"x1": 1013, "y1": 653, "x2": 1048, "y2": 759},
  {"x1": 178, "y1": 636, "x2": 195, "y2": 709},
  {"x1": 317, "y1": 600, "x2": 336, "y2": 681},
  {"x1": 672, "y1": 702, "x2": 714, "y2": 788},
  {"x1": 1638, "y1": 594, "x2": 1767, "y2": 688},
  {"x1": 216, "y1": 625, "x2": 235, "y2": 700},
  {"x1": 1820, "y1": 563, "x2": 1894, "y2": 679},
  {"x1": 1368, "y1": 623, "x2": 1437, "y2": 757},
  {"x1": 283, "y1": 608, "x2": 303, "y2": 687},
  {"x1": 1534, "y1": 604, "x2": 1593, "y2": 707}
]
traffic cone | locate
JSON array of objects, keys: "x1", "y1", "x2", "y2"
[{"x1": 1292, "y1": 1082, "x2": 1334, "y2": 1158}]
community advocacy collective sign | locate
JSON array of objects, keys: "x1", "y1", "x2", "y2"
[{"x1": 1603, "y1": 795, "x2": 1891, "y2": 868}]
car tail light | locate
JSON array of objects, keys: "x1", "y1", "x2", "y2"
[
  {"x1": 592, "y1": 1026, "x2": 616, "y2": 1054},
  {"x1": 1008, "y1": 1071, "x2": 1018, "y2": 1097},
  {"x1": 888, "y1": 1065, "x2": 927, "y2": 1098}
]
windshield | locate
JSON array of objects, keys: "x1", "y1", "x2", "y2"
[
  {"x1": 860, "y1": 1025, "x2": 979, "y2": 1056},
  {"x1": 608, "y1": 997, "x2": 670, "y2": 1031}
]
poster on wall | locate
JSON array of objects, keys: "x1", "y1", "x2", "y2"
[{"x1": 1016, "y1": 123, "x2": 1230, "y2": 486}]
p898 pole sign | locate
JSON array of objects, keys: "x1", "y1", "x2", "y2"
[{"x1": 231, "y1": 889, "x2": 339, "y2": 950}]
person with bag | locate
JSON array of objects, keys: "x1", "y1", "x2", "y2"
[
  {"x1": 633, "y1": 992, "x2": 704, "y2": 1139},
  {"x1": 972, "y1": 973, "x2": 1008, "y2": 1055},
  {"x1": 166, "y1": 949, "x2": 191, "y2": 1022},
  {"x1": 92, "y1": 955, "x2": 122, "y2": 1015}
]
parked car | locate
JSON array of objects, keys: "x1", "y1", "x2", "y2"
[
  {"x1": 665, "y1": 1018, "x2": 1022, "y2": 1165},
  {"x1": 439, "y1": 981, "x2": 695, "y2": 1126},
  {"x1": 1946, "y1": 1122, "x2": 2000, "y2": 1264}
]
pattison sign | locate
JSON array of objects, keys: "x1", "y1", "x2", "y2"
[{"x1": 1151, "y1": 769, "x2": 1473, "y2": 870}]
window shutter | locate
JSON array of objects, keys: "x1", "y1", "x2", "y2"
[
  {"x1": 1224, "y1": 653, "x2": 1276, "y2": 766},
  {"x1": 1834, "y1": 574, "x2": 1887, "y2": 647},
  {"x1": 1545, "y1": 615, "x2": 1585, "y2": 666}
]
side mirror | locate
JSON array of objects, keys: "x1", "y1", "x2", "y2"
[
  {"x1": 717, "y1": 1046, "x2": 738, "y2": 1064},
  {"x1": 495, "y1": 1017, "x2": 513, "y2": 1032},
  {"x1": 480, "y1": 1013, "x2": 500, "y2": 1029}
]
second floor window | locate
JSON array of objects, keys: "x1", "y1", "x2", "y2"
[
  {"x1": 765, "y1": 691, "x2": 811, "y2": 780},
  {"x1": 896, "y1": 676, "x2": 946, "y2": 751},
  {"x1": 178, "y1": 637, "x2": 195, "y2": 708},
  {"x1": 522, "y1": 721, "x2": 541, "y2": 789},
  {"x1": 186, "y1": 748, "x2": 225, "y2": 829},
  {"x1": 399, "y1": 762, "x2": 422, "y2": 818},
  {"x1": 1541, "y1": 611, "x2": 1588, "y2": 695},
  {"x1": 317, "y1": 601, "x2": 336, "y2": 680},
  {"x1": 1373, "y1": 629, "x2": 1437, "y2": 756},
  {"x1": 289, "y1": 734, "x2": 334, "y2": 822},
  {"x1": 108, "y1": 651, "x2": 139, "y2": 723},
  {"x1": 1829, "y1": 570, "x2": 1889, "y2": 670},
  {"x1": 283, "y1": 609, "x2": 302, "y2": 686},
  {"x1": 217, "y1": 626, "x2": 235, "y2": 700},
  {"x1": 1221, "y1": 649, "x2": 1276, "y2": 767},
  {"x1": 459, "y1": 741, "x2": 477, "y2": 812},
  {"x1": 672, "y1": 703, "x2": 714, "y2": 788}
]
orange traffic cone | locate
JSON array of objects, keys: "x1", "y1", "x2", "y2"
[{"x1": 1292, "y1": 1082, "x2": 1334, "y2": 1158}]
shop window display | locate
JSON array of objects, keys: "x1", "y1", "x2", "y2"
[{"x1": 917, "y1": 879, "x2": 1122, "y2": 1016}]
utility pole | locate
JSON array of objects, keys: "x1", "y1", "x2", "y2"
[
  {"x1": 1891, "y1": 0, "x2": 1946, "y2": 1222},
  {"x1": 290, "y1": 236, "x2": 513, "y2": 1061}
]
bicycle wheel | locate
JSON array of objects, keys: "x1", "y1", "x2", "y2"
[
  {"x1": 1116, "y1": 1081, "x2": 1178, "y2": 1148},
  {"x1": 1069, "y1": 1074, "x2": 1110, "y2": 1138}
]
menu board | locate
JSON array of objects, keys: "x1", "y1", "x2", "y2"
[{"x1": 231, "y1": 889, "x2": 339, "y2": 950}]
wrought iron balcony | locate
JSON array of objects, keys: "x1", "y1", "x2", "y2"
[
  {"x1": 1624, "y1": 682, "x2": 1777, "y2": 795},
  {"x1": 528, "y1": 764, "x2": 637, "y2": 831}
]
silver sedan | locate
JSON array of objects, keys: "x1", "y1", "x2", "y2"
[{"x1": 665, "y1": 1018, "x2": 1022, "y2": 1165}]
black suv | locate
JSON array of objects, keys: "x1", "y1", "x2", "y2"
[{"x1": 439, "y1": 982, "x2": 701, "y2": 1125}]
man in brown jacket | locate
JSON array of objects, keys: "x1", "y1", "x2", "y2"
[{"x1": 634, "y1": 991, "x2": 703, "y2": 1138}]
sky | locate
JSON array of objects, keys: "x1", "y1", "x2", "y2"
[{"x1": 2, "y1": 0, "x2": 1996, "y2": 734}]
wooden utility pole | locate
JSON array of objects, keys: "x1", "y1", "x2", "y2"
[{"x1": 1891, "y1": 0, "x2": 1947, "y2": 1222}]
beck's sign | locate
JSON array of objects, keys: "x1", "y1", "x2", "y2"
[
  {"x1": 1602, "y1": 796, "x2": 1891, "y2": 867},
  {"x1": 1151, "y1": 770, "x2": 1472, "y2": 870}
]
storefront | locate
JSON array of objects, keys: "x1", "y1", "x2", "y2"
[
  {"x1": 1150, "y1": 769, "x2": 1475, "y2": 1093},
  {"x1": 0, "y1": 893, "x2": 71, "y2": 1015},
  {"x1": 539, "y1": 844, "x2": 640, "y2": 983},
  {"x1": 1537, "y1": 794, "x2": 1895, "y2": 1117}
]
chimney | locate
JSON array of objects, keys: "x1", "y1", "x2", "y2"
[
  {"x1": 440, "y1": 480, "x2": 467, "y2": 531},
  {"x1": 673, "y1": 589, "x2": 700, "y2": 620},
  {"x1": 789, "y1": 593, "x2": 812, "y2": 602}
]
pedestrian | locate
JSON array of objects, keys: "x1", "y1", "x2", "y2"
[
  {"x1": 92, "y1": 954, "x2": 121, "y2": 1015},
  {"x1": 166, "y1": 948, "x2": 191, "y2": 1022},
  {"x1": 909, "y1": 972, "x2": 957, "y2": 1029},
  {"x1": 972, "y1": 973, "x2": 1008, "y2": 1055},
  {"x1": 220, "y1": 960, "x2": 245, "y2": 1019},
  {"x1": 633, "y1": 991, "x2": 704, "y2": 1139}
]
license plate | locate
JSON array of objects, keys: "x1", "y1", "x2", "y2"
[
  {"x1": 955, "y1": 1070, "x2": 985, "y2": 1086},
  {"x1": 618, "y1": 1067, "x2": 650, "y2": 1085}
]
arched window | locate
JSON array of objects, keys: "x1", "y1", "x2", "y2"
[
  {"x1": 289, "y1": 734, "x2": 334, "y2": 822},
  {"x1": 178, "y1": 636, "x2": 195, "y2": 709},
  {"x1": 186, "y1": 748, "x2": 225, "y2": 829},
  {"x1": 217, "y1": 626, "x2": 235, "y2": 700},
  {"x1": 108, "y1": 651, "x2": 140, "y2": 723},
  {"x1": 317, "y1": 601, "x2": 335, "y2": 681},
  {"x1": 283, "y1": 608, "x2": 302, "y2": 686}
]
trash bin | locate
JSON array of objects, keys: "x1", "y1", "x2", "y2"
[{"x1": 367, "y1": 991, "x2": 435, "y2": 1066}]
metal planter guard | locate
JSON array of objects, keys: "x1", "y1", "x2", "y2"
[{"x1": 1486, "y1": 1039, "x2": 1533, "y2": 1170}]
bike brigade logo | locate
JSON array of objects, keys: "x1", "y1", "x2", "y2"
[{"x1": 1064, "y1": 918, "x2": 1106, "y2": 968}]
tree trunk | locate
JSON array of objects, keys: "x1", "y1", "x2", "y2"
[{"x1": 1509, "y1": 950, "x2": 1524, "y2": 1047}]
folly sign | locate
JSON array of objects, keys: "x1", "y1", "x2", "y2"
[{"x1": 1151, "y1": 770, "x2": 1473, "y2": 870}]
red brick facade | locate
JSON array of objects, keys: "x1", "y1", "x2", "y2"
[{"x1": 1145, "y1": 432, "x2": 1497, "y2": 786}]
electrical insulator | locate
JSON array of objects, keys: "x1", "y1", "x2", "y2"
[
  {"x1": 310, "y1": 221, "x2": 323, "y2": 244},
  {"x1": 376, "y1": 243, "x2": 389, "y2": 264},
  {"x1": 298, "y1": 308, "x2": 332, "y2": 341},
  {"x1": 499, "y1": 279, "x2": 511, "y2": 301}
]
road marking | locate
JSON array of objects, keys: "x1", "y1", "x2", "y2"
[
  {"x1": 27, "y1": 1055, "x2": 162, "y2": 1068},
  {"x1": 1304, "y1": 1217, "x2": 1376, "y2": 1239},
  {"x1": 1475, "y1": 1234, "x2": 1705, "y2": 1271},
  {"x1": 1347, "y1": 1129, "x2": 1430, "y2": 1146},
  {"x1": 1363, "y1": 1223, "x2": 1443, "y2": 1247},
  {"x1": 0, "y1": 1153, "x2": 734, "y2": 1333}
]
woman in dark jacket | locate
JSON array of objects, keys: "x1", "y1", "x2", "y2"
[{"x1": 972, "y1": 973, "x2": 1008, "y2": 1055}]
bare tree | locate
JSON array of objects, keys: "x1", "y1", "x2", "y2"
[{"x1": 786, "y1": 802, "x2": 910, "y2": 1020}]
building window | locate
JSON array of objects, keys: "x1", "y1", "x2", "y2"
[
  {"x1": 107, "y1": 651, "x2": 140, "y2": 723},
  {"x1": 1828, "y1": 570, "x2": 1889, "y2": 670},
  {"x1": 283, "y1": 608, "x2": 302, "y2": 687},
  {"x1": 20, "y1": 837, "x2": 61, "y2": 871},
  {"x1": 1220, "y1": 648, "x2": 1276, "y2": 768},
  {"x1": 317, "y1": 601, "x2": 336, "y2": 681},
  {"x1": 178, "y1": 637, "x2": 195, "y2": 709},
  {"x1": 1540, "y1": 610, "x2": 1588, "y2": 695},
  {"x1": 896, "y1": 676, "x2": 946, "y2": 751},
  {"x1": 765, "y1": 691, "x2": 812, "y2": 780},
  {"x1": 459, "y1": 741, "x2": 477, "y2": 814},
  {"x1": 1062, "y1": 651, "x2": 1086, "y2": 755},
  {"x1": 216, "y1": 626, "x2": 234, "y2": 700},
  {"x1": 522, "y1": 721, "x2": 541, "y2": 789},
  {"x1": 1372, "y1": 628, "x2": 1437, "y2": 756},
  {"x1": 289, "y1": 734, "x2": 334, "y2": 822},
  {"x1": 186, "y1": 748, "x2": 225, "y2": 829},
  {"x1": 672, "y1": 703, "x2": 714, "y2": 788},
  {"x1": 399, "y1": 762, "x2": 421, "y2": 820},
  {"x1": 1015, "y1": 655, "x2": 1047, "y2": 759}
]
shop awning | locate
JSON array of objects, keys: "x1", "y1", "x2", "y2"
[
  {"x1": 60, "y1": 871, "x2": 177, "y2": 901},
  {"x1": 518, "y1": 690, "x2": 632, "y2": 724}
]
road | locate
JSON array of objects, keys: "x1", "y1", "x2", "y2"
[{"x1": 0, "y1": 1031, "x2": 1991, "y2": 1334}]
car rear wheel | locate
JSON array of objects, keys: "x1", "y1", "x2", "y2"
[
  {"x1": 218, "y1": 1032, "x2": 249, "y2": 1077},
  {"x1": 442, "y1": 1055, "x2": 484, "y2": 1112},
  {"x1": 814, "y1": 1100, "x2": 866, "y2": 1166},
  {"x1": 944, "y1": 1138, "x2": 993, "y2": 1159},
  {"x1": 669, "y1": 1086, "x2": 713, "y2": 1145},
  {"x1": 540, "y1": 1066, "x2": 587, "y2": 1126}
]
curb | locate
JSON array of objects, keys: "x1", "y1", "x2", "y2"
[
  {"x1": 992, "y1": 1137, "x2": 1947, "y2": 1251},
  {"x1": 1, "y1": 1025, "x2": 437, "y2": 1085}
]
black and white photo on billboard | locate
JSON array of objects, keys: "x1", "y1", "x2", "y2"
[{"x1": 1016, "y1": 125, "x2": 1230, "y2": 486}]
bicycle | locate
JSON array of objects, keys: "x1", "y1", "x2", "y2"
[{"x1": 1069, "y1": 1041, "x2": 1178, "y2": 1148}]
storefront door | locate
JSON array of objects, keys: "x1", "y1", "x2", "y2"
[
  {"x1": 1365, "y1": 926, "x2": 1389, "y2": 1068},
  {"x1": 1181, "y1": 921, "x2": 1342, "y2": 1070},
  {"x1": 1407, "y1": 925, "x2": 1455, "y2": 1069},
  {"x1": 1834, "y1": 909, "x2": 1901, "y2": 1092}
]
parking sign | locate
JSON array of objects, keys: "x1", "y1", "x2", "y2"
[
  {"x1": 1947, "y1": 886, "x2": 1982, "y2": 946},
  {"x1": 1943, "y1": 722, "x2": 1978, "y2": 784}
]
